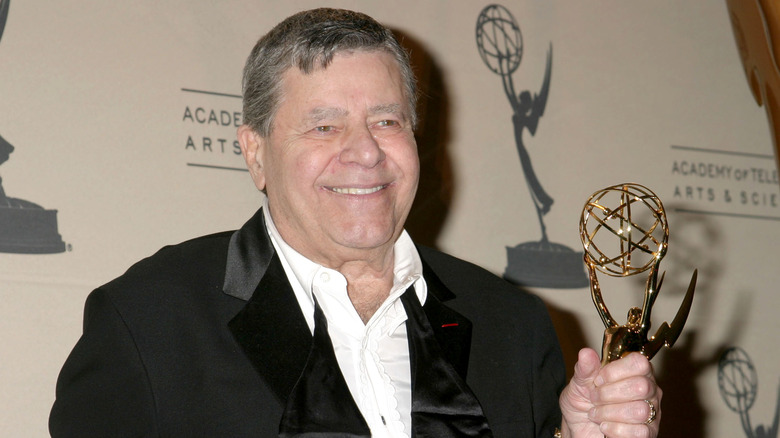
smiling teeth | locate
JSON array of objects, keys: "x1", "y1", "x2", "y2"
[{"x1": 330, "y1": 185, "x2": 385, "y2": 195}]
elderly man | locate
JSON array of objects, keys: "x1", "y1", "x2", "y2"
[{"x1": 50, "y1": 8, "x2": 660, "y2": 438}]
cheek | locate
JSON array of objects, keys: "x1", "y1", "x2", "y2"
[
  {"x1": 400, "y1": 146, "x2": 421, "y2": 185},
  {"x1": 404, "y1": 153, "x2": 421, "y2": 204},
  {"x1": 290, "y1": 150, "x2": 331, "y2": 187},
  {"x1": 284, "y1": 148, "x2": 333, "y2": 194},
  {"x1": 384, "y1": 135, "x2": 419, "y2": 174}
]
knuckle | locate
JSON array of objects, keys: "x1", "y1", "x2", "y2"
[
  {"x1": 635, "y1": 425, "x2": 652, "y2": 438},
  {"x1": 633, "y1": 377, "x2": 651, "y2": 395},
  {"x1": 632, "y1": 352, "x2": 652, "y2": 373},
  {"x1": 628, "y1": 401, "x2": 647, "y2": 422}
]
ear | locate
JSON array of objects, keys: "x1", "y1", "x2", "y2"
[{"x1": 237, "y1": 124, "x2": 266, "y2": 191}]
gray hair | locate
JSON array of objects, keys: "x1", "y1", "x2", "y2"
[{"x1": 241, "y1": 8, "x2": 418, "y2": 137}]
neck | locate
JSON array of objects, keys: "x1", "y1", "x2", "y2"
[{"x1": 337, "y1": 254, "x2": 395, "y2": 324}]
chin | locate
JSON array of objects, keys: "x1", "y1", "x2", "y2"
[{"x1": 336, "y1": 225, "x2": 398, "y2": 251}]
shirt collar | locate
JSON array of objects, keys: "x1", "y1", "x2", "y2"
[{"x1": 261, "y1": 197, "x2": 427, "y2": 309}]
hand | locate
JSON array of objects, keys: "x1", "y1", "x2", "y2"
[{"x1": 558, "y1": 348, "x2": 661, "y2": 438}]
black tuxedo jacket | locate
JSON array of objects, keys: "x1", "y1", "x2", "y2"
[{"x1": 50, "y1": 208, "x2": 565, "y2": 437}]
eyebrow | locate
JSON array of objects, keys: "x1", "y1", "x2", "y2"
[
  {"x1": 368, "y1": 103, "x2": 403, "y2": 116},
  {"x1": 306, "y1": 107, "x2": 348, "y2": 124},
  {"x1": 305, "y1": 103, "x2": 406, "y2": 124}
]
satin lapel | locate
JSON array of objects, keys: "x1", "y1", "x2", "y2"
[
  {"x1": 420, "y1": 258, "x2": 473, "y2": 379},
  {"x1": 228, "y1": 253, "x2": 312, "y2": 404},
  {"x1": 224, "y1": 208, "x2": 312, "y2": 404}
]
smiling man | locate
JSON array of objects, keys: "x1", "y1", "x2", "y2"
[
  {"x1": 51, "y1": 8, "x2": 661, "y2": 438},
  {"x1": 238, "y1": 48, "x2": 420, "y2": 324}
]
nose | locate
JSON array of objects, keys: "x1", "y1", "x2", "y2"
[{"x1": 338, "y1": 125, "x2": 385, "y2": 168}]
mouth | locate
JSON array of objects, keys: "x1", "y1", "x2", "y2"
[{"x1": 326, "y1": 184, "x2": 388, "y2": 195}]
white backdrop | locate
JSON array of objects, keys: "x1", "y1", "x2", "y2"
[{"x1": 1, "y1": 1, "x2": 777, "y2": 437}]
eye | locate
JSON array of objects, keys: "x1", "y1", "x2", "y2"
[
  {"x1": 376, "y1": 119, "x2": 400, "y2": 128},
  {"x1": 314, "y1": 125, "x2": 335, "y2": 133}
]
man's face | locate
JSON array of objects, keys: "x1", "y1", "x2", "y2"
[{"x1": 240, "y1": 50, "x2": 419, "y2": 267}]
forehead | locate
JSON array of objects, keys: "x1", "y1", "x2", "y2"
[{"x1": 278, "y1": 51, "x2": 406, "y2": 111}]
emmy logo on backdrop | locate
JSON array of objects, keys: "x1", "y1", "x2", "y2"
[
  {"x1": 0, "y1": 0, "x2": 66, "y2": 253},
  {"x1": 579, "y1": 183, "x2": 696, "y2": 364},
  {"x1": 718, "y1": 347, "x2": 780, "y2": 438},
  {"x1": 475, "y1": 4, "x2": 587, "y2": 289}
]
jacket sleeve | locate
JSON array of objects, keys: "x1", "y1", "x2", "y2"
[
  {"x1": 49, "y1": 288, "x2": 158, "y2": 437},
  {"x1": 530, "y1": 294, "x2": 566, "y2": 438}
]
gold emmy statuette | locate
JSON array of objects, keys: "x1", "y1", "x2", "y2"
[{"x1": 579, "y1": 183, "x2": 697, "y2": 364}]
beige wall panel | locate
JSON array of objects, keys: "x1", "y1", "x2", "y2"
[{"x1": 0, "y1": 1, "x2": 777, "y2": 436}]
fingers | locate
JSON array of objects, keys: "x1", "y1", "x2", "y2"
[
  {"x1": 599, "y1": 421, "x2": 656, "y2": 438},
  {"x1": 561, "y1": 351, "x2": 663, "y2": 438},
  {"x1": 591, "y1": 373, "x2": 658, "y2": 405},
  {"x1": 589, "y1": 399, "x2": 658, "y2": 425},
  {"x1": 587, "y1": 353, "x2": 662, "y2": 438},
  {"x1": 590, "y1": 398, "x2": 661, "y2": 438},
  {"x1": 598, "y1": 352, "x2": 654, "y2": 386},
  {"x1": 592, "y1": 353, "x2": 656, "y2": 400}
]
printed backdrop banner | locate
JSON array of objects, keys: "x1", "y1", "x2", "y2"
[{"x1": 1, "y1": 1, "x2": 777, "y2": 437}]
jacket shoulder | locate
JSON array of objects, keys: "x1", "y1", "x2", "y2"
[
  {"x1": 102, "y1": 231, "x2": 234, "y2": 291},
  {"x1": 418, "y1": 245, "x2": 542, "y2": 306}
]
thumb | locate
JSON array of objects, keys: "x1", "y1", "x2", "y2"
[
  {"x1": 570, "y1": 348, "x2": 602, "y2": 393},
  {"x1": 559, "y1": 348, "x2": 603, "y2": 432}
]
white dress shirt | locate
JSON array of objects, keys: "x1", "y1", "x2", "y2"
[{"x1": 262, "y1": 198, "x2": 427, "y2": 438}]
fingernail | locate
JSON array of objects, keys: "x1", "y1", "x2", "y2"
[{"x1": 595, "y1": 375, "x2": 605, "y2": 386}]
